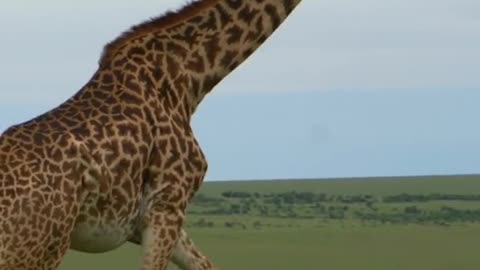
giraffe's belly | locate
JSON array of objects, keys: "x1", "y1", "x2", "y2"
[
  {"x1": 70, "y1": 222, "x2": 135, "y2": 253},
  {"x1": 69, "y1": 197, "x2": 143, "y2": 253}
]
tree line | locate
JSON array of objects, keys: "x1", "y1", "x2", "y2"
[
  {"x1": 187, "y1": 190, "x2": 480, "y2": 226},
  {"x1": 195, "y1": 190, "x2": 480, "y2": 205}
]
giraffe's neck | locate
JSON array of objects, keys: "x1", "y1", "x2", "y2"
[
  {"x1": 179, "y1": 0, "x2": 303, "y2": 107},
  {"x1": 99, "y1": 0, "x2": 302, "y2": 118}
]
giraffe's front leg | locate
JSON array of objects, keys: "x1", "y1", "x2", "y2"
[
  {"x1": 171, "y1": 229, "x2": 218, "y2": 270},
  {"x1": 139, "y1": 131, "x2": 209, "y2": 270},
  {"x1": 129, "y1": 227, "x2": 217, "y2": 270},
  {"x1": 139, "y1": 202, "x2": 185, "y2": 270}
]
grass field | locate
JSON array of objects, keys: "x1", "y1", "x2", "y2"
[
  {"x1": 59, "y1": 175, "x2": 480, "y2": 270},
  {"x1": 199, "y1": 174, "x2": 480, "y2": 196}
]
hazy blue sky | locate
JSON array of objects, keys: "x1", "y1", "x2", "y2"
[{"x1": 0, "y1": 1, "x2": 479, "y2": 180}]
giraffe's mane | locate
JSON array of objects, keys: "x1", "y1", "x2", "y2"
[{"x1": 99, "y1": 0, "x2": 220, "y2": 67}]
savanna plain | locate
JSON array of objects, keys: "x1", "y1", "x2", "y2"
[{"x1": 59, "y1": 175, "x2": 480, "y2": 270}]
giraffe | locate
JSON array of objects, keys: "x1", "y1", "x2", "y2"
[{"x1": 0, "y1": 0, "x2": 303, "y2": 269}]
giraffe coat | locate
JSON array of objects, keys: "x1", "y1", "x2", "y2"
[{"x1": 0, "y1": 0, "x2": 303, "y2": 269}]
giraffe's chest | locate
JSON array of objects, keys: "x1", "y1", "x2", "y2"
[{"x1": 69, "y1": 191, "x2": 146, "y2": 253}]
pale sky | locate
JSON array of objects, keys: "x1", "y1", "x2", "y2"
[{"x1": 1, "y1": 1, "x2": 479, "y2": 180}]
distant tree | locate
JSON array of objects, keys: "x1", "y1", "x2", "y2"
[
  {"x1": 404, "y1": 205, "x2": 421, "y2": 215},
  {"x1": 366, "y1": 201, "x2": 377, "y2": 211},
  {"x1": 313, "y1": 203, "x2": 325, "y2": 213},
  {"x1": 328, "y1": 206, "x2": 345, "y2": 219},
  {"x1": 221, "y1": 191, "x2": 252, "y2": 199},
  {"x1": 230, "y1": 204, "x2": 241, "y2": 214},
  {"x1": 193, "y1": 218, "x2": 214, "y2": 228},
  {"x1": 224, "y1": 221, "x2": 246, "y2": 229}
]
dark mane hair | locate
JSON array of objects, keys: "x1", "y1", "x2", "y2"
[{"x1": 99, "y1": 0, "x2": 220, "y2": 67}]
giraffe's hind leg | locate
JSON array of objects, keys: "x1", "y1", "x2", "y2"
[{"x1": 0, "y1": 195, "x2": 79, "y2": 270}]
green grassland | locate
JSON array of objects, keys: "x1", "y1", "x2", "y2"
[
  {"x1": 199, "y1": 174, "x2": 480, "y2": 196},
  {"x1": 60, "y1": 175, "x2": 480, "y2": 270}
]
